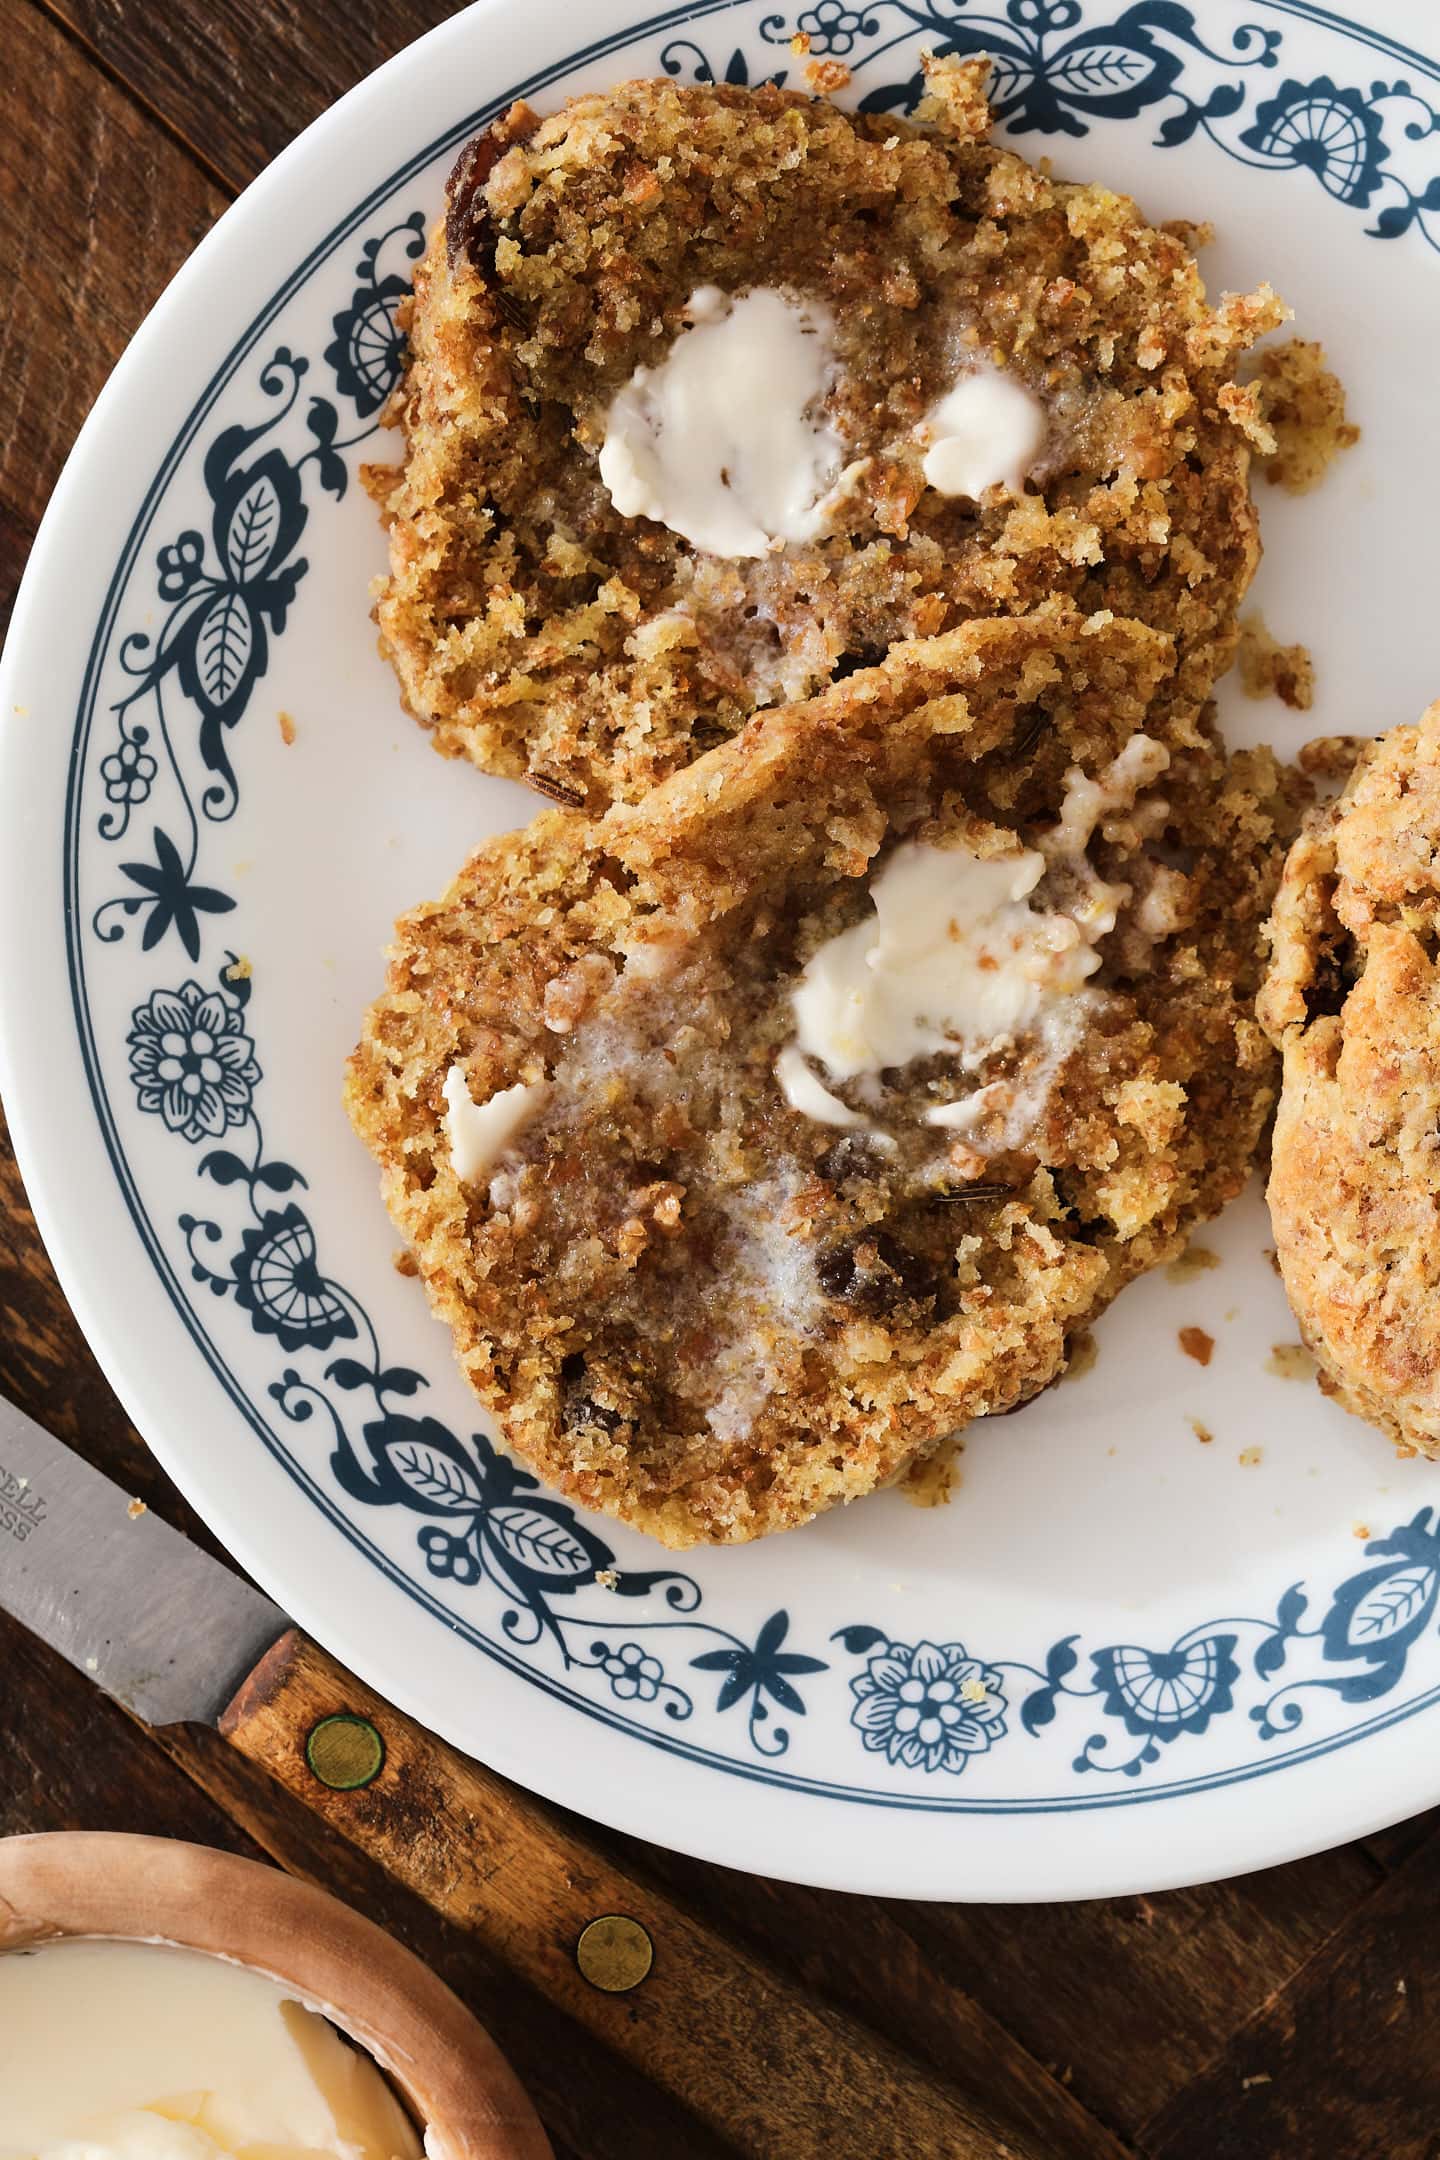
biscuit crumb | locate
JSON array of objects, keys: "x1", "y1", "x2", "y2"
[
  {"x1": 959, "y1": 1674, "x2": 989, "y2": 1704},
  {"x1": 596, "y1": 1567, "x2": 620, "y2": 1589},
  {"x1": 1237, "y1": 613, "x2": 1314, "y2": 711},
  {"x1": 1353, "y1": 1523, "x2": 1371, "y2": 1540},
  {"x1": 1064, "y1": 1328, "x2": 1098, "y2": 1380},
  {"x1": 1251, "y1": 338, "x2": 1359, "y2": 493},
  {"x1": 790, "y1": 29, "x2": 811, "y2": 51},
  {"x1": 278, "y1": 709, "x2": 297, "y2": 745},
  {"x1": 1238, "y1": 1446, "x2": 1263, "y2": 1467},
  {"x1": 392, "y1": 1248, "x2": 419, "y2": 1277},
  {"x1": 1267, "y1": 1342, "x2": 1316, "y2": 1381},
  {"x1": 1190, "y1": 1419, "x2": 1214, "y2": 1445},
  {"x1": 126, "y1": 1498, "x2": 147, "y2": 1520},
  {"x1": 1179, "y1": 1326, "x2": 1215, "y2": 1367},
  {"x1": 224, "y1": 956, "x2": 252, "y2": 984},
  {"x1": 903, "y1": 1445, "x2": 960, "y2": 1508},
  {"x1": 1241, "y1": 2073, "x2": 1272, "y2": 2091},
  {"x1": 1397, "y1": 1978, "x2": 1408, "y2": 1996},
  {"x1": 806, "y1": 58, "x2": 851, "y2": 93},
  {"x1": 1166, "y1": 1242, "x2": 1220, "y2": 1284}
]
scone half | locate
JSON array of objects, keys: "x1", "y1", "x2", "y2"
[
  {"x1": 367, "y1": 61, "x2": 1283, "y2": 806},
  {"x1": 350, "y1": 607, "x2": 1294, "y2": 1545}
]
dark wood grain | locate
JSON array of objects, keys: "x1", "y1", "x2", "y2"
[
  {"x1": 898, "y1": 1855, "x2": 1385, "y2": 2137},
  {"x1": 34, "y1": 0, "x2": 463, "y2": 193},
  {"x1": 603, "y1": 1832, "x2": 1138, "y2": 2160},
  {"x1": 0, "y1": 503, "x2": 37, "y2": 640},
  {"x1": 0, "y1": 1, "x2": 227, "y2": 521},
  {"x1": 3, "y1": 5, "x2": 1438, "y2": 2157},
  {"x1": 1142, "y1": 1823, "x2": 1440, "y2": 2160}
]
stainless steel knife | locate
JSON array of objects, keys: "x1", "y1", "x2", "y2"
[{"x1": 0, "y1": 1390, "x2": 286, "y2": 1728}]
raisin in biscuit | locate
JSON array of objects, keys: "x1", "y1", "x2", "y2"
[
  {"x1": 348, "y1": 607, "x2": 1296, "y2": 1546},
  {"x1": 367, "y1": 61, "x2": 1282, "y2": 807}
]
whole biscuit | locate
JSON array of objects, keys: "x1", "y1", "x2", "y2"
[{"x1": 1261, "y1": 706, "x2": 1440, "y2": 1453}]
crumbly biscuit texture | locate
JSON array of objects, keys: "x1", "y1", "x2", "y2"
[
  {"x1": 368, "y1": 62, "x2": 1282, "y2": 805},
  {"x1": 350, "y1": 609, "x2": 1297, "y2": 1545},
  {"x1": 1261, "y1": 706, "x2": 1440, "y2": 1454},
  {"x1": 1250, "y1": 337, "x2": 1359, "y2": 495}
]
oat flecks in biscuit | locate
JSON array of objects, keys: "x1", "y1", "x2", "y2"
[
  {"x1": 367, "y1": 61, "x2": 1283, "y2": 806},
  {"x1": 348, "y1": 609, "x2": 1299, "y2": 1547},
  {"x1": 1262, "y1": 702, "x2": 1440, "y2": 1455}
]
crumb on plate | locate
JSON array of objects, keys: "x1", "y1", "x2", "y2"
[{"x1": 1237, "y1": 612, "x2": 1314, "y2": 711}]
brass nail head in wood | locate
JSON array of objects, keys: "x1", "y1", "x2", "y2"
[
  {"x1": 305, "y1": 1712, "x2": 385, "y2": 1791},
  {"x1": 576, "y1": 1913, "x2": 654, "y2": 1992}
]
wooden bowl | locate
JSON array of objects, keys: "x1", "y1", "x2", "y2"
[{"x1": 0, "y1": 1831, "x2": 552, "y2": 2160}]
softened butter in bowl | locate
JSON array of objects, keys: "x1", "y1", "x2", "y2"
[{"x1": 0, "y1": 1937, "x2": 422, "y2": 2158}]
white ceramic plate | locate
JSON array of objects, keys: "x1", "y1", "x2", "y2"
[{"x1": 4, "y1": 0, "x2": 1439, "y2": 1902}]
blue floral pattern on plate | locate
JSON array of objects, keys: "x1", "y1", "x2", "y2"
[
  {"x1": 845, "y1": 1637, "x2": 1008, "y2": 1774},
  {"x1": 65, "y1": 0, "x2": 1440, "y2": 1809}
]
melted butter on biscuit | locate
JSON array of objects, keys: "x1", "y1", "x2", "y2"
[
  {"x1": 774, "y1": 1045, "x2": 869, "y2": 1130},
  {"x1": 443, "y1": 1066, "x2": 544, "y2": 1185},
  {"x1": 598, "y1": 287, "x2": 844, "y2": 558},
  {"x1": 917, "y1": 366, "x2": 1046, "y2": 500},
  {"x1": 790, "y1": 842, "x2": 1096, "y2": 1081},
  {"x1": 776, "y1": 734, "x2": 1170, "y2": 1146}
]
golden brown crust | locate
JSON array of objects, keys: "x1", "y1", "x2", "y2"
[
  {"x1": 367, "y1": 63, "x2": 1282, "y2": 806},
  {"x1": 1261, "y1": 706, "x2": 1440, "y2": 1453},
  {"x1": 349, "y1": 608, "x2": 1298, "y2": 1546}
]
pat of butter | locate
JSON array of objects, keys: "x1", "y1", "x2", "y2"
[
  {"x1": 0, "y1": 1939, "x2": 421, "y2": 2159},
  {"x1": 443, "y1": 1066, "x2": 543, "y2": 1186},
  {"x1": 598, "y1": 287, "x2": 843, "y2": 558},
  {"x1": 918, "y1": 367, "x2": 1046, "y2": 500},
  {"x1": 775, "y1": 735, "x2": 1170, "y2": 1147},
  {"x1": 790, "y1": 840, "x2": 1095, "y2": 1085}
]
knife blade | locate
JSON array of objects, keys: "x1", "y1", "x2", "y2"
[{"x1": 0, "y1": 1390, "x2": 286, "y2": 1726}]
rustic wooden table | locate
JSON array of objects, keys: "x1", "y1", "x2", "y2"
[{"x1": 1, "y1": 5, "x2": 1435, "y2": 2155}]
